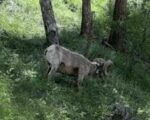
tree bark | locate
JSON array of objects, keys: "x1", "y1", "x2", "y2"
[
  {"x1": 141, "y1": 0, "x2": 150, "y2": 43},
  {"x1": 39, "y1": 0, "x2": 59, "y2": 45},
  {"x1": 142, "y1": 10, "x2": 149, "y2": 43},
  {"x1": 108, "y1": 0, "x2": 127, "y2": 51},
  {"x1": 80, "y1": 0, "x2": 93, "y2": 39}
]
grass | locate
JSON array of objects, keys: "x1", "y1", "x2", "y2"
[{"x1": 0, "y1": 0, "x2": 150, "y2": 120}]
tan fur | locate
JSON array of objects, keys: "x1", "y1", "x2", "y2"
[
  {"x1": 93, "y1": 58, "x2": 113, "y2": 78},
  {"x1": 45, "y1": 44, "x2": 100, "y2": 88}
]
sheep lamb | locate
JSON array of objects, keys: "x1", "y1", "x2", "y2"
[{"x1": 93, "y1": 58, "x2": 113, "y2": 78}]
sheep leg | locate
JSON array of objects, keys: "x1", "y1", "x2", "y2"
[
  {"x1": 48, "y1": 65, "x2": 57, "y2": 80},
  {"x1": 46, "y1": 65, "x2": 51, "y2": 77},
  {"x1": 100, "y1": 72, "x2": 105, "y2": 80},
  {"x1": 77, "y1": 74, "x2": 84, "y2": 88},
  {"x1": 103, "y1": 65, "x2": 109, "y2": 76},
  {"x1": 104, "y1": 69, "x2": 108, "y2": 76}
]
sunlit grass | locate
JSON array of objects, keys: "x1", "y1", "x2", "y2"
[{"x1": 0, "y1": 0, "x2": 44, "y2": 37}]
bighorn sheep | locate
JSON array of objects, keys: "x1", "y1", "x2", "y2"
[
  {"x1": 93, "y1": 58, "x2": 113, "y2": 78},
  {"x1": 44, "y1": 44, "x2": 101, "y2": 88}
]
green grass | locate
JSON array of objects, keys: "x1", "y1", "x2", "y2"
[{"x1": 0, "y1": 0, "x2": 150, "y2": 120}]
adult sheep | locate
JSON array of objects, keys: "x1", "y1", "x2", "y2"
[{"x1": 44, "y1": 44, "x2": 101, "y2": 88}]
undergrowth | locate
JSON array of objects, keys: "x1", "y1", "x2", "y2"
[{"x1": 0, "y1": 0, "x2": 150, "y2": 120}]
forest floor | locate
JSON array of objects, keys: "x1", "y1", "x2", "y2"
[{"x1": 0, "y1": 0, "x2": 150, "y2": 120}]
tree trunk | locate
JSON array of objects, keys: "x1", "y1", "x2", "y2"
[
  {"x1": 141, "y1": 0, "x2": 150, "y2": 43},
  {"x1": 80, "y1": 0, "x2": 93, "y2": 39},
  {"x1": 39, "y1": 0, "x2": 59, "y2": 45},
  {"x1": 142, "y1": 10, "x2": 149, "y2": 43},
  {"x1": 108, "y1": 0, "x2": 127, "y2": 51}
]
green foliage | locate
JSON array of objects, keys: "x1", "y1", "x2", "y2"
[
  {"x1": 126, "y1": 0, "x2": 150, "y2": 59},
  {"x1": 0, "y1": 0, "x2": 44, "y2": 37},
  {"x1": 0, "y1": 0, "x2": 150, "y2": 120}
]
